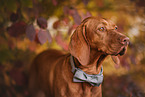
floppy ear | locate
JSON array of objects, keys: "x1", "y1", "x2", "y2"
[{"x1": 69, "y1": 23, "x2": 90, "y2": 65}]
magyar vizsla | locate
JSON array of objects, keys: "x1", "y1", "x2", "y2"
[{"x1": 29, "y1": 17, "x2": 129, "y2": 97}]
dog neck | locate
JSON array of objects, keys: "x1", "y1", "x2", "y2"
[{"x1": 73, "y1": 49, "x2": 107, "y2": 74}]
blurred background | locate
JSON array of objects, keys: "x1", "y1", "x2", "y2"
[{"x1": 0, "y1": 0, "x2": 144, "y2": 97}]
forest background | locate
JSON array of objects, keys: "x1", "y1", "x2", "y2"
[{"x1": 0, "y1": 0, "x2": 145, "y2": 97}]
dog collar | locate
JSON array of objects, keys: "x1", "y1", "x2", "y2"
[{"x1": 70, "y1": 55, "x2": 103, "y2": 87}]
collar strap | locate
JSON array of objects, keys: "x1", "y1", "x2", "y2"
[{"x1": 70, "y1": 55, "x2": 103, "y2": 86}]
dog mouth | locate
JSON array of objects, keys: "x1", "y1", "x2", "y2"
[{"x1": 116, "y1": 47, "x2": 126, "y2": 56}]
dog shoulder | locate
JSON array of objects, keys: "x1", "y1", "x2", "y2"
[{"x1": 35, "y1": 49, "x2": 69, "y2": 61}]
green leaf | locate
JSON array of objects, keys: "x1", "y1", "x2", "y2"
[
  {"x1": 5, "y1": 0, "x2": 17, "y2": 13},
  {"x1": 20, "y1": 0, "x2": 33, "y2": 8},
  {"x1": 0, "y1": 0, "x2": 5, "y2": 12},
  {"x1": 0, "y1": 14, "x2": 3, "y2": 23},
  {"x1": 53, "y1": 7, "x2": 63, "y2": 17},
  {"x1": 0, "y1": 49, "x2": 15, "y2": 63}
]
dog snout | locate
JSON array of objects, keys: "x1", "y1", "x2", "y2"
[{"x1": 120, "y1": 37, "x2": 129, "y2": 45}]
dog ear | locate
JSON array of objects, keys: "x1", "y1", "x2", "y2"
[{"x1": 69, "y1": 24, "x2": 90, "y2": 65}]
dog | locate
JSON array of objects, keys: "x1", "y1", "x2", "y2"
[{"x1": 29, "y1": 17, "x2": 129, "y2": 97}]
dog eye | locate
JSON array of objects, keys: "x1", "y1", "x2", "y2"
[
  {"x1": 98, "y1": 27, "x2": 104, "y2": 31},
  {"x1": 115, "y1": 27, "x2": 117, "y2": 30}
]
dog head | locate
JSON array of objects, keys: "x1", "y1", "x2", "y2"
[{"x1": 69, "y1": 17, "x2": 129, "y2": 65}]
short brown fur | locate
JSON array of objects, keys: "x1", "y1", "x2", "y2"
[{"x1": 29, "y1": 17, "x2": 129, "y2": 97}]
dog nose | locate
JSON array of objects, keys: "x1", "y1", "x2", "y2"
[{"x1": 120, "y1": 37, "x2": 129, "y2": 45}]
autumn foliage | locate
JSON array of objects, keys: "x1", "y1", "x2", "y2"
[{"x1": 0, "y1": 0, "x2": 145, "y2": 97}]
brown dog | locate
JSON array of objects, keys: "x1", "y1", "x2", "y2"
[{"x1": 29, "y1": 17, "x2": 129, "y2": 97}]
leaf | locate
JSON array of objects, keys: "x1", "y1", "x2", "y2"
[
  {"x1": 52, "y1": 0, "x2": 57, "y2": 6},
  {"x1": 129, "y1": 55, "x2": 136, "y2": 64},
  {"x1": 46, "y1": 29, "x2": 52, "y2": 43},
  {"x1": 63, "y1": 17, "x2": 69, "y2": 25},
  {"x1": 37, "y1": 17, "x2": 47, "y2": 29},
  {"x1": 20, "y1": 0, "x2": 33, "y2": 8},
  {"x1": 3, "y1": 72, "x2": 11, "y2": 86},
  {"x1": 10, "y1": 12, "x2": 19, "y2": 22},
  {"x1": 120, "y1": 56, "x2": 130, "y2": 70},
  {"x1": 37, "y1": 29, "x2": 50, "y2": 44},
  {"x1": 53, "y1": 18, "x2": 69, "y2": 29},
  {"x1": 5, "y1": 0, "x2": 17, "y2": 13},
  {"x1": 26, "y1": 24, "x2": 36, "y2": 41},
  {"x1": 111, "y1": 56, "x2": 120, "y2": 68},
  {"x1": 0, "y1": 49, "x2": 15, "y2": 63},
  {"x1": 135, "y1": 0, "x2": 144, "y2": 7},
  {"x1": 82, "y1": 0, "x2": 90, "y2": 5},
  {"x1": 63, "y1": 6, "x2": 70, "y2": 15},
  {"x1": 21, "y1": 7, "x2": 35, "y2": 21},
  {"x1": 55, "y1": 32, "x2": 68, "y2": 50},
  {"x1": 53, "y1": 20, "x2": 60, "y2": 29},
  {"x1": 72, "y1": 9, "x2": 81, "y2": 25},
  {"x1": 28, "y1": 41, "x2": 37, "y2": 51},
  {"x1": 10, "y1": 68, "x2": 27, "y2": 86},
  {"x1": 7, "y1": 21, "x2": 27, "y2": 38},
  {"x1": 96, "y1": 0, "x2": 104, "y2": 8}
]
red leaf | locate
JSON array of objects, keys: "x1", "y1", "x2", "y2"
[
  {"x1": 0, "y1": 65, "x2": 4, "y2": 71},
  {"x1": 136, "y1": 0, "x2": 144, "y2": 7},
  {"x1": 53, "y1": 20, "x2": 60, "y2": 29},
  {"x1": 72, "y1": 9, "x2": 81, "y2": 25},
  {"x1": 82, "y1": 0, "x2": 89, "y2": 5},
  {"x1": 96, "y1": 0, "x2": 104, "y2": 8},
  {"x1": 10, "y1": 12, "x2": 19, "y2": 22},
  {"x1": 63, "y1": 18, "x2": 69, "y2": 25},
  {"x1": 37, "y1": 29, "x2": 52, "y2": 44},
  {"x1": 129, "y1": 55, "x2": 136, "y2": 64},
  {"x1": 7, "y1": 21, "x2": 27, "y2": 38},
  {"x1": 63, "y1": 6, "x2": 70, "y2": 15},
  {"x1": 10, "y1": 68, "x2": 27, "y2": 86},
  {"x1": 26, "y1": 24, "x2": 36, "y2": 41},
  {"x1": 47, "y1": 30, "x2": 52, "y2": 43},
  {"x1": 120, "y1": 56, "x2": 130, "y2": 70},
  {"x1": 55, "y1": 33, "x2": 68, "y2": 50},
  {"x1": 53, "y1": 18, "x2": 69, "y2": 29},
  {"x1": 28, "y1": 42, "x2": 37, "y2": 51},
  {"x1": 8, "y1": 39, "x2": 16, "y2": 49},
  {"x1": 37, "y1": 17, "x2": 47, "y2": 29},
  {"x1": 52, "y1": 0, "x2": 57, "y2": 6}
]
